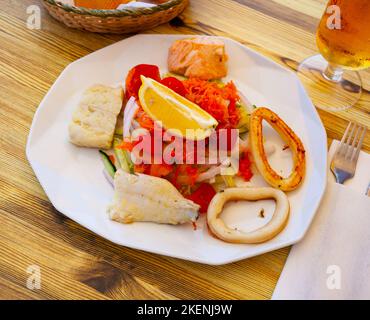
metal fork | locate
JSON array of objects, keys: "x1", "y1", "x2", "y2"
[{"x1": 330, "y1": 122, "x2": 367, "y2": 184}]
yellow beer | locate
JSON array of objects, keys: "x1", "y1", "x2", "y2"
[{"x1": 316, "y1": 0, "x2": 370, "y2": 70}]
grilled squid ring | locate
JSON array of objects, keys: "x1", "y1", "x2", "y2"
[
  {"x1": 207, "y1": 188, "x2": 289, "y2": 244},
  {"x1": 250, "y1": 107, "x2": 306, "y2": 191}
]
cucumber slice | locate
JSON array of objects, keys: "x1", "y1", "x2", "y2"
[
  {"x1": 99, "y1": 150, "x2": 116, "y2": 179},
  {"x1": 113, "y1": 138, "x2": 134, "y2": 174},
  {"x1": 114, "y1": 110, "x2": 124, "y2": 136},
  {"x1": 115, "y1": 126, "x2": 123, "y2": 136},
  {"x1": 236, "y1": 101, "x2": 251, "y2": 133}
]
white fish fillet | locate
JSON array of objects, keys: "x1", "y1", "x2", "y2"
[
  {"x1": 108, "y1": 170, "x2": 200, "y2": 225},
  {"x1": 69, "y1": 85, "x2": 123, "y2": 149}
]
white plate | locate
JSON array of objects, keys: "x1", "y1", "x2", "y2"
[{"x1": 26, "y1": 34, "x2": 327, "y2": 265}]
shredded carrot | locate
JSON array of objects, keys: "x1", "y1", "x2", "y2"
[
  {"x1": 183, "y1": 79, "x2": 241, "y2": 128},
  {"x1": 116, "y1": 140, "x2": 137, "y2": 152}
]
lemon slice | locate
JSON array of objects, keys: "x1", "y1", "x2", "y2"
[{"x1": 138, "y1": 76, "x2": 218, "y2": 140}]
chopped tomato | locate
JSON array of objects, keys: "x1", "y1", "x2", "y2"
[
  {"x1": 149, "y1": 164, "x2": 174, "y2": 178},
  {"x1": 125, "y1": 64, "x2": 161, "y2": 99},
  {"x1": 186, "y1": 183, "x2": 216, "y2": 213},
  {"x1": 168, "y1": 164, "x2": 199, "y2": 189},
  {"x1": 169, "y1": 165, "x2": 181, "y2": 189},
  {"x1": 238, "y1": 151, "x2": 253, "y2": 181},
  {"x1": 134, "y1": 163, "x2": 150, "y2": 174},
  {"x1": 134, "y1": 163, "x2": 173, "y2": 178},
  {"x1": 161, "y1": 77, "x2": 187, "y2": 96},
  {"x1": 136, "y1": 108, "x2": 155, "y2": 131},
  {"x1": 184, "y1": 165, "x2": 199, "y2": 185}
]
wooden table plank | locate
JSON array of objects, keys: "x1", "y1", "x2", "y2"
[{"x1": 0, "y1": 0, "x2": 369, "y2": 300}]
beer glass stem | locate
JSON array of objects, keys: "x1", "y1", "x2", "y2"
[{"x1": 322, "y1": 63, "x2": 344, "y2": 83}]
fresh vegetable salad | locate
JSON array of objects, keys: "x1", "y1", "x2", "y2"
[{"x1": 114, "y1": 64, "x2": 253, "y2": 213}]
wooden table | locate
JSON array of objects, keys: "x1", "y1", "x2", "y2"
[{"x1": 0, "y1": 0, "x2": 369, "y2": 300}]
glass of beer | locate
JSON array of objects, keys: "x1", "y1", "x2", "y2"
[{"x1": 297, "y1": 0, "x2": 370, "y2": 111}]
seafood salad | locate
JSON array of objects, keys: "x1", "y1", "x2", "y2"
[{"x1": 68, "y1": 36, "x2": 306, "y2": 244}]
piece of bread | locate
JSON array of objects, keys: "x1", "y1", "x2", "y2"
[
  {"x1": 69, "y1": 85, "x2": 123, "y2": 149},
  {"x1": 74, "y1": 1, "x2": 129, "y2": 9},
  {"x1": 168, "y1": 37, "x2": 228, "y2": 80}
]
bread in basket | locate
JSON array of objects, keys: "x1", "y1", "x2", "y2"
[{"x1": 42, "y1": 0, "x2": 189, "y2": 34}]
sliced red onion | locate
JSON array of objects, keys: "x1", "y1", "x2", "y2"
[
  {"x1": 123, "y1": 97, "x2": 140, "y2": 139},
  {"x1": 124, "y1": 96, "x2": 135, "y2": 118},
  {"x1": 196, "y1": 166, "x2": 222, "y2": 182},
  {"x1": 131, "y1": 119, "x2": 140, "y2": 130},
  {"x1": 196, "y1": 157, "x2": 231, "y2": 182}
]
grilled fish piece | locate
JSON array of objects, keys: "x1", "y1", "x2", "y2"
[
  {"x1": 168, "y1": 37, "x2": 228, "y2": 80},
  {"x1": 108, "y1": 170, "x2": 200, "y2": 225}
]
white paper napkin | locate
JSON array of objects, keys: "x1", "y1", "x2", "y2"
[
  {"x1": 117, "y1": 2, "x2": 157, "y2": 9},
  {"x1": 272, "y1": 141, "x2": 370, "y2": 300}
]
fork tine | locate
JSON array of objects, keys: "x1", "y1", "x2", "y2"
[
  {"x1": 351, "y1": 126, "x2": 367, "y2": 162},
  {"x1": 336, "y1": 122, "x2": 352, "y2": 156},
  {"x1": 342, "y1": 122, "x2": 356, "y2": 156},
  {"x1": 346, "y1": 124, "x2": 361, "y2": 159}
]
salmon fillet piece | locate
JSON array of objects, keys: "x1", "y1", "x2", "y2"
[{"x1": 168, "y1": 37, "x2": 228, "y2": 80}]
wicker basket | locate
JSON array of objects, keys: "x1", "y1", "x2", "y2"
[{"x1": 42, "y1": 0, "x2": 189, "y2": 34}]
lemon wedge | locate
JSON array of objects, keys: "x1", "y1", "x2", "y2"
[{"x1": 138, "y1": 76, "x2": 218, "y2": 140}]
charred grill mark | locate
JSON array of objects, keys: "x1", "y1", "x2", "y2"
[{"x1": 250, "y1": 108, "x2": 305, "y2": 191}]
